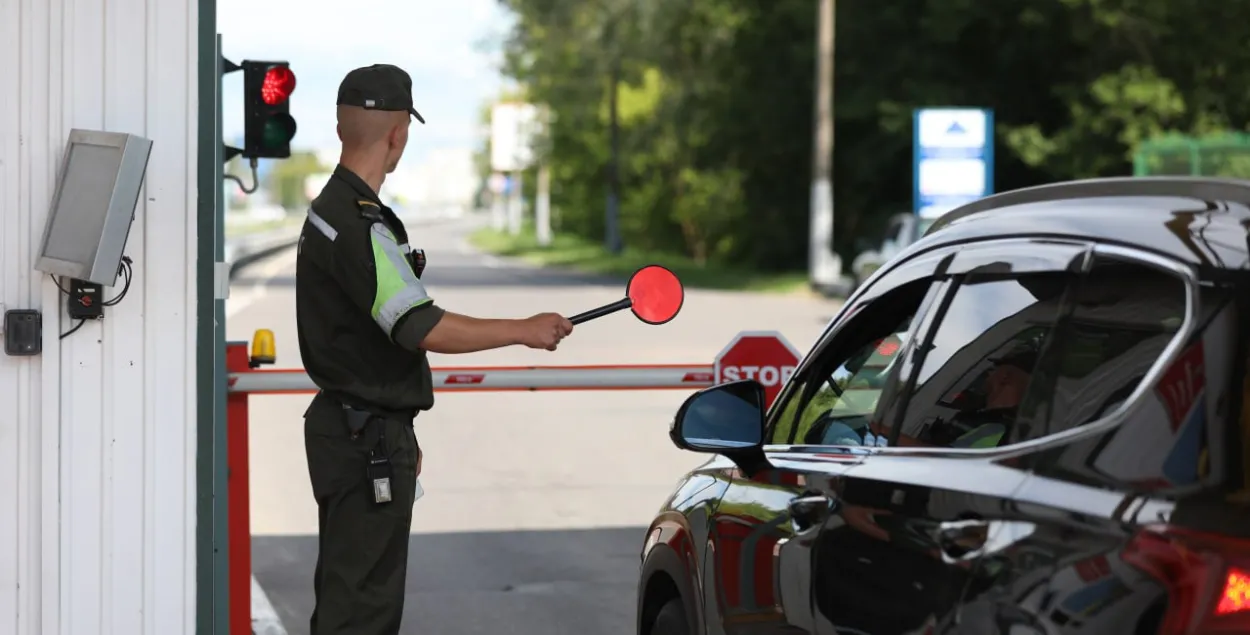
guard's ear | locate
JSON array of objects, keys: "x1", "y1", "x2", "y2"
[{"x1": 388, "y1": 117, "x2": 407, "y2": 147}]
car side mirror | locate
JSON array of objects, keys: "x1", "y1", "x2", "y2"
[{"x1": 670, "y1": 379, "x2": 766, "y2": 453}]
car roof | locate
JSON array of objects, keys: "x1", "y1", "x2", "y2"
[{"x1": 914, "y1": 177, "x2": 1250, "y2": 271}]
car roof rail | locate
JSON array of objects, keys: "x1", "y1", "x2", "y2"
[{"x1": 926, "y1": 176, "x2": 1250, "y2": 236}]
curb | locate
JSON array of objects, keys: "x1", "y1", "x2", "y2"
[
  {"x1": 227, "y1": 238, "x2": 300, "y2": 279},
  {"x1": 224, "y1": 213, "x2": 468, "y2": 279},
  {"x1": 251, "y1": 575, "x2": 287, "y2": 635},
  {"x1": 225, "y1": 224, "x2": 303, "y2": 279}
]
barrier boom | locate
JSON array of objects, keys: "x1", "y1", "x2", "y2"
[
  {"x1": 229, "y1": 364, "x2": 715, "y2": 394},
  {"x1": 224, "y1": 329, "x2": 799, "y2": 635}
]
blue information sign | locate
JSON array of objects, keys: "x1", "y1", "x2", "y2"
[{"x1": 912, "y1": 108, "x2": 994, "y2": 219}]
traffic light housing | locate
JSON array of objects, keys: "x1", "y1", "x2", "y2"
[{"x1": 241, "y1": 60, "x2": 297, "y2": 159}]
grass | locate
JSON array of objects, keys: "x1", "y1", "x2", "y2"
[{"x1": 469, "y1": 227, "x2": 810, "y2": 293}]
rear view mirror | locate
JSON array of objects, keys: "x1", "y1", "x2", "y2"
[{"x1": 670, "y1": 380, "x2": 766, "y2": 453}]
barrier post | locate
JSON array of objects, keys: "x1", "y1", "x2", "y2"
[{"x1": 226, "y1": 341, "x2": 252, "y2": 635}]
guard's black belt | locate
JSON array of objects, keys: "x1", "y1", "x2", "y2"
[{"x1": 318, "y1": 390, "x2": 418, "y2": 422}]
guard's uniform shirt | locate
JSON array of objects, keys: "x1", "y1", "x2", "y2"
[{"x1": 296, "y1": 165, "x2": 446, "y2": 416}]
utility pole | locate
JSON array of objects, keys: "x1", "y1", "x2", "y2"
[
  {"x1": 809, "y1": 0, "x2": 841, "y2": 291},
  {"x1": 605, "y1": 53, "x2": 623, "y2": 254},
  {"x1": 604, "y1": 17, "x2": 623, "y2": 255}
]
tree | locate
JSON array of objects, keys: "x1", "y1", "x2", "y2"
[
  {"x1": 494, "y1": 0, "x2": 1250, "y2": 270},
  {"x1": 262, "y1": 151, "x2": 329, "y2": 211}
]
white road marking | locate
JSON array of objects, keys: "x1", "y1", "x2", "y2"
[{"x1": 251, "y1": 575, "x2": 287, "y2": 635}]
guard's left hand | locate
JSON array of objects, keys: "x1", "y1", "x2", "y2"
[{"x1": 416, "y1": 447, "x2": 424, "y2": 478}]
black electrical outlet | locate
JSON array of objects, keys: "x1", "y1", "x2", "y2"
[
  {"x1": 4, "y1": 309, "x2": 42, "y2": 356},
  {"x1": 67, "y1": 279, "x2": 104, "y2": 319}
]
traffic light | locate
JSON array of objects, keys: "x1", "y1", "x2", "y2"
[{"x1": 241, "y1": 60, "x2": 297, "y2": 159}]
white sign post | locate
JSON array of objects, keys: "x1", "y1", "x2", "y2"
[
  {"x1": 535, "y1": 165, "x2": 552, "y2": 246},
  {"x1": 488, "y1": 173, "x2": 508, "y2": 230}
]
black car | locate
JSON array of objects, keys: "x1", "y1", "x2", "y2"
[{"x1": 637, "y1": 177, "x2": 1250, "y2": 635}]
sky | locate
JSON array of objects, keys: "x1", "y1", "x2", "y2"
[{"x1": 218, "y1": 0, "x2": 515, "y2": 168}]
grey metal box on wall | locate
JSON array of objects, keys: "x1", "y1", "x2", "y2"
[{"x1": 34, "y1": 129, "x2": 154, "y2": 287}]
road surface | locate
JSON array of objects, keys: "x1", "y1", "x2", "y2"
[{"x1": 226, "y1": 214, "x2": 842, "y2": 634}]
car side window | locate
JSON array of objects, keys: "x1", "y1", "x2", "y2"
[
  {"x1": 887, "y1": 270, "x2": 1073, "y2": 449},
  {"x1": 767, "y1": 279, "x2": 934, "y2": 446},
  {"x1": 1028, "y1": 254, "x2": 1188, "y2": 440}
]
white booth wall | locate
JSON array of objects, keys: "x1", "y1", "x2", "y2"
[{"x1": 0, "y1": 0, "x2": 201, "y2": 634}]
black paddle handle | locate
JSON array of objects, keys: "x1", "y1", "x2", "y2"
[{"x1": 569, "y1": 297, "x2": 633, "y2": 325}]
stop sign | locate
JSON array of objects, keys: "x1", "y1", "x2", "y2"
[{"x1": 714, "y1": 331, "x2": 803, "y2": 409}]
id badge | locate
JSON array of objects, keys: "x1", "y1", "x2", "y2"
[{"x1": 367, "y1": 455, "x2": 394, "y2": 504}]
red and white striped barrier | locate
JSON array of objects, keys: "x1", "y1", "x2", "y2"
[{"x1": 223, "y1": 329, "x2": 800, "y2": 635}]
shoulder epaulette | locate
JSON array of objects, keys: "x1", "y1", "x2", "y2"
[{"x1": 356, "y1": 199, "x2": 383, "y2": 221}]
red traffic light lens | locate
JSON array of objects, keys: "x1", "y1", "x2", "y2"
[{"x1": 261, "y1": 66, "x2": 296, "y2": 105}]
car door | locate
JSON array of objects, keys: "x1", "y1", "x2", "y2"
[
  {"x1": 702, "y1": 250, "x2": 956, "y2": 635},
  {"x1": 950, "y1": 246, "x2": 1214, "y2": 634},
  {"x1": 802, "y1": 239, "x2": 1096, "y2": 635}
]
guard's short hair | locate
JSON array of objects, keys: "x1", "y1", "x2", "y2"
[{"x1": 337, "y1": 105, "x2": 405, "y2": 148}]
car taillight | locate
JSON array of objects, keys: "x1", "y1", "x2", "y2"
[{"x1": 1122, "y1": 524, "x2": 1250, "y2": 634}]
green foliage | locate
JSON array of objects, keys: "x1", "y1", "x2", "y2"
[
  {"x1": 469, "y1": 225, "x2": 808, "y2": 292},
  {"x1": 264, "y1": 151, "x2": 329, "y2": 210},
  {"x1": 495, "y1": 0, "x2": 1250, "y2": 271}
]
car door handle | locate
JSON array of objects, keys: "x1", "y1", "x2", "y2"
[
  {"x1": 935, "y1": 519, "x2": 1035, "y2": 564},
  {"x1": 936, "y1": 520, "x2": 990, "y2": 562},
  {"x1": 787, "y1": 493, "x2": 834, "y2": 531}
]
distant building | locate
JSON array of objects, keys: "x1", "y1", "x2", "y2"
[
  {"x1": 304, "y1": 145, "x2": 477, "y2": 216},
  {"x1": 406, "y1": 147, "x2": 478, "y2": 215}
]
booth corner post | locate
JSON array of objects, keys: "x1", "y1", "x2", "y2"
[{"x1": 195, "y1": 5, "x2": 229, "y2": 632}]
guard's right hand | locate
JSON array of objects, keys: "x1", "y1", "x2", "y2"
[{"x1": 519, "y1": 312, "x2": 574, "y2": 351}]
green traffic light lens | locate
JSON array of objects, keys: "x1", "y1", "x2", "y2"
[{"x1": 261, "y1": 114, "x2": 297, "y2": 148}]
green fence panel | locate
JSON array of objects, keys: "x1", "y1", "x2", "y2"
[{"x1": 1134, "y1": 134, "x2": 1250, "y2": 179}]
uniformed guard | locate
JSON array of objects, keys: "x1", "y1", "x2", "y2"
[{"x1": 295, "y1": 63, "x2": 574, "y2": 635}]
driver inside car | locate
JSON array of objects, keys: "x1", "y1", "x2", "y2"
[
  {"x1": 944, "y1": 350, "x2": 1035, "y2": 448},
  {"x1": 837, "y1": 348, "x2": 1036, "y2": 449}
]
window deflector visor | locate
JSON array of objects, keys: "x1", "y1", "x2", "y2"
[{"x1": 947, "y1": 240, "x2": 1095, "y2": 279}]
